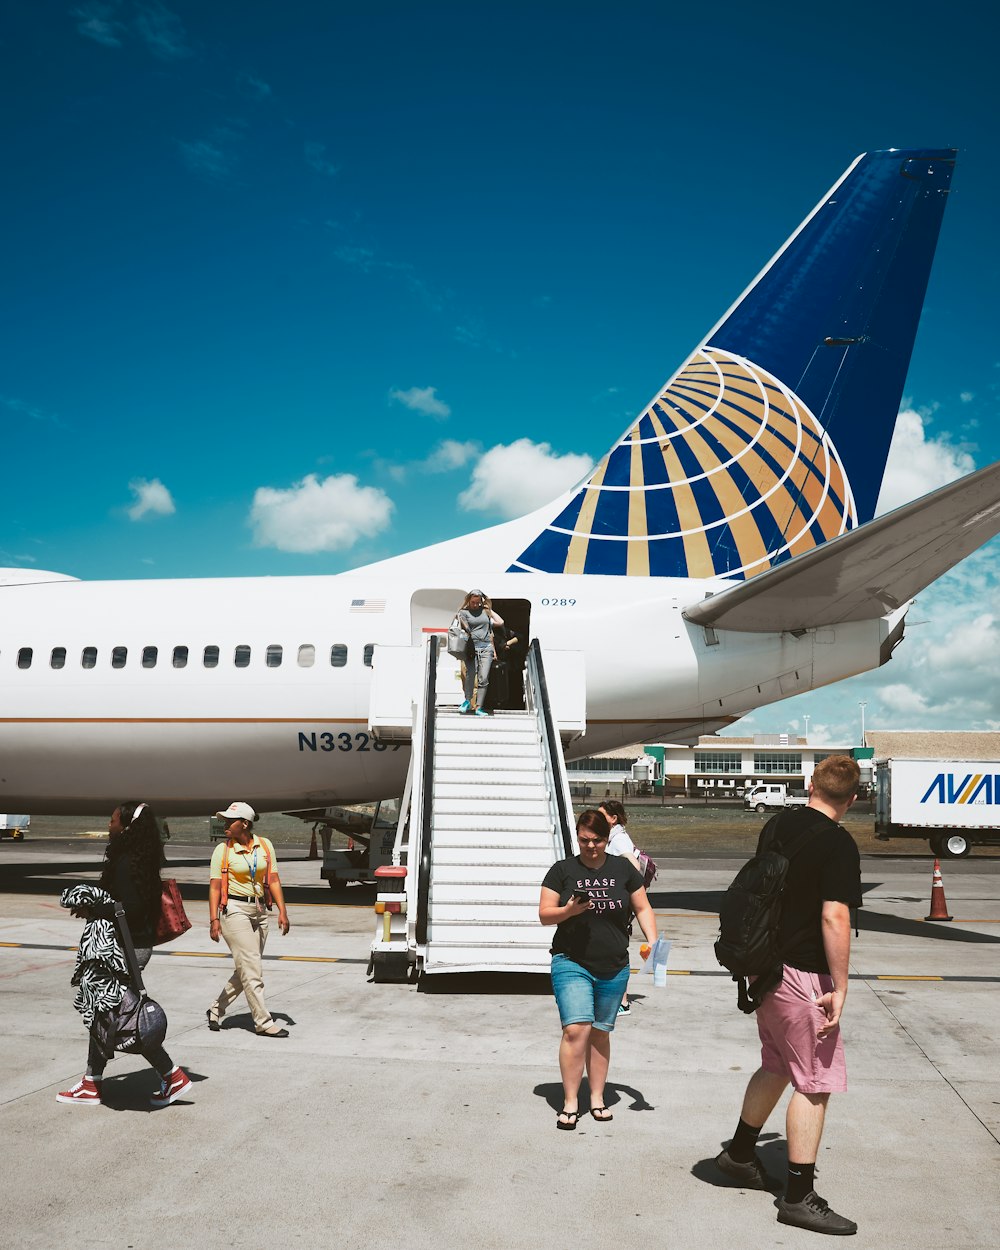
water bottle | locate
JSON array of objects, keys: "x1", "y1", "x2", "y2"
[{"x1": 652, "y1": 937, "x2": 669, "y2": 987}]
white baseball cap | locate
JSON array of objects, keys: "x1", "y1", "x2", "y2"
[{"x1": 215, "y1": 801, "x2": 257, "y2": 823}]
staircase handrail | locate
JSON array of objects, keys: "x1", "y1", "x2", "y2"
[
  {"x1": 415, "y1": 634, "x2": 439, "y2": 945},
  {"x1": 526, "y1": 639, "x2": 574, "y2": 859}
]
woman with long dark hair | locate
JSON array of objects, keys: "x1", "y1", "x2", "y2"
[
  {"x1": 98, "y1": 801, "x2": 164, "y2": 958},
  {"x1": 538, "y1": 808, "x2": 657, "y2": 1129}
]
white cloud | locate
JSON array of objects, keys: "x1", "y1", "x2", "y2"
[
  {"x1": 875, "y1": 408, "x2": 976, "y2": 515},
  {"x1": 389, "y1": 386, "x2": 451, "y2": 420},
  {"x1": 304, "y1": 141, "x2": 339, "y2": 176},
  {"x1": 249, "y1": 473, "x2": 393, "y2": 553},
  {"x1": 960, "y1": 391, "x2": 974, "y2": 403},
  {"x1": 178, "y1": 136, "x2": 238, "y2": 180},
  {"x1": 73, "y1": 2, "x2": 124, "y2": 47},
  {"x1": 876, "y1": 683, "x2": 930, "y2": 717},
  {"x1": 244, "y1": 74, "x2": 272, "y2": 99},
  {"x1": 134, "y1": 1, "x2": 191, "y2": 60},
  {"x1": 2, "y1": 394, "x2": 65, "y2": 428},
  {"x1": 127, "y1": 478, "x2": 176, "y2": 521},
  {"x1": 458, "y1": 439, "x2": 593, "y2": 519},
  {"x1": 422, "y1": 440, "x2": 479, "y2": 472}
]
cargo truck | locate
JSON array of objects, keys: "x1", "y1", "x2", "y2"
[
  {"x1": 874, "y1": 757, "x2": 1000, "y2": 857},
  {"x1": 0, "y1": 814, "x2": 29, "y2": 840}
]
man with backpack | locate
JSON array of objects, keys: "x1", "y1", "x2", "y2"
[{"x1": 715, "y1": 755, "x2": 862, "y2": 1236}]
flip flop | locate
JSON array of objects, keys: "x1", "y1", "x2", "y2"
[
  {"x1": 556, "y1": 1110, "x2": 579, "y2": 1131},
  {"x1": 591, "y1": 1107, "x2": 614, "y2": 1122}
]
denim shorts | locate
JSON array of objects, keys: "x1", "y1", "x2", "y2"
[{"x1": 550, "y1": 953, "x2": 630, "y2": 1032}]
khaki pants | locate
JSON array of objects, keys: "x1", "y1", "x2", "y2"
[{"x1": 213, "y1": 900, "x2": 274, "y2": 1030}]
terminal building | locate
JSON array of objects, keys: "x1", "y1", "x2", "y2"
[{"x1": 566, "y1": 735, "x2": 872, "y2": 799}]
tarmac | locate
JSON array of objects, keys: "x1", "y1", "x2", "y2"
[{"x1": 1, "y1": 839, "x2": 999, "y2": 1250}]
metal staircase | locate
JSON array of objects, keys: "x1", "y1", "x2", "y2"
[
  {"x1": 425, "y1": 707, "x2": 562, "y2": 972},
  {"x1": 368, "y1": 635, "x2": 584, "y2": 981}
]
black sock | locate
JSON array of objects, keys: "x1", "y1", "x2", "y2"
[
  {"x1": 786, "y1": 1162, "x2": 816, "y2": 1204},
  {"x1": 728, "y1": 1117, "x2": 763, "y2": 1163}
]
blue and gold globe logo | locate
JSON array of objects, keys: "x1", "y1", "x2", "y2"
[{"x1": 510, "y1": 346, "x2": 857, "y2": 580}]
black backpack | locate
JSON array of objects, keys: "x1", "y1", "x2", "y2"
[{"x1": 714, "y1": 812, "x2": 825, "y2": 1014}]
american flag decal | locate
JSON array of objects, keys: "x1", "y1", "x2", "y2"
[{"x1": 350, "y1": 598, "x2": 386, "y2": 613}]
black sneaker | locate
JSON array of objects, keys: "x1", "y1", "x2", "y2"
[
  {"x1": 715, "y1": 1148, "x2": 777, "y2": 1190},
  {"x1": 777, "y1": 1191, "x2": 857, "y2": 1235}
]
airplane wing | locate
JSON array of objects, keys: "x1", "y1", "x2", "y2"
[{"x1": 682, "y1": 462, "x2": 1000, "y2": 633}]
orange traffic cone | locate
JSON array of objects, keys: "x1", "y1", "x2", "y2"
[
  {"x1": 307, "y1": 825, "x2": 318, "y2": 861},
  {"x1": 925, "y1": 858, "x2": 953, "y2": 922}
]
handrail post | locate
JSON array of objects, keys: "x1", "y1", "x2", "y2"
[
  {"x1": 527, "y1": 640, "x2": 574, "y2": 858},
  {"x1": 415, "y1": 635, "x2": 438, "y2": 946}
]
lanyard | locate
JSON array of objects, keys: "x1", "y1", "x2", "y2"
[{"x1": 236, "y1": 842, "x2": 258, "y2": 894}]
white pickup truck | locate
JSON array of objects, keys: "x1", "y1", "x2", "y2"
[{"x1": 743, "y1": 783, "x2": 809, "y2": 812}]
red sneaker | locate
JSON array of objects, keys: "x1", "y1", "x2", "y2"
[
  {"x1": 56, "y1": 1076, "x2": 101, "y2": 1106},
  {"x1": 150, "y1": 1066, "x2": 192, "y2": 1108}
]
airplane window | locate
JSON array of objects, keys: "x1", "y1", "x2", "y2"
[
  {"x1": 51, "y1": 647, "x2": 67, "y2": 670},
  {"x1": 17, "y1": 647, "x2": 33, "y2": 670},
  {"x1": 203, "y1": 645, "x2": 220, "y2": 669},
  {"x1": 298, "y1": 644, "x2": 315, "y2": 668},
  {"x1": 142, "y1": 646, "x2": 158, "y2": 669},
  {"x1": 82, "y1": 646, "x2": 97, "y2": 669},
  {"x1": 234, "y1": 644, "x2": 251, "y2": 668},
  {"x1": 330, "y1": 644, "x2": 347, "y2": 668},
  {"x1": 363, "y1": 643, "x2": 374, "y2": 667},
  {"x1": 111, "y1": 646, "x2": 127, "y2": 669},
  {"x1": 173, "y1": 646, "x2": 188, "y2": 669},
  {"x1": 266, "y1": 644, "x2": 282, "y2": 669}
]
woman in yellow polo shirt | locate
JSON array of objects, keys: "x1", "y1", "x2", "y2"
[{"x1": 207, "y1": 802, "x2": 291, "y2": 1037}]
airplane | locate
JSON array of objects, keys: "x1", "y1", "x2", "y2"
[{"x1": 4, "y1": 146, "x2": 999, "y2": 817}]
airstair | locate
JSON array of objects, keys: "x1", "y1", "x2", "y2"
[{"x1": 368, "y1": 636, "x2": 585, "y2": 980}]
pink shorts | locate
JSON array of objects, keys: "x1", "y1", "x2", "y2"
[{"x1": 755, "y1": 964, "x2": 847, "y2": 1094}]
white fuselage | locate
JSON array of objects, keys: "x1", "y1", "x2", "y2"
[{"x1": 0, "y1": 564, "x2": 892, "y2": 814}]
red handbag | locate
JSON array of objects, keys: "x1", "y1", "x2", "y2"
[{"x1": 154, "y1": 879, "x2": 192, "y2": 945}]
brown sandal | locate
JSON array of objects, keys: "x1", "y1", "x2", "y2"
[
  {"x1": 556, "y1": 1110, "x2": 579, "y2": 1130},
  {"x1": 591, "y1": 1106, "x2": 613, "y2": 1122}
]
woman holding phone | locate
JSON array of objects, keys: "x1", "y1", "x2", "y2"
[{"x1": 538, "y1": 808, "x2": 657, "y2": 1129}]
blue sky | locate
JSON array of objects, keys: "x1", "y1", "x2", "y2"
[{"x1": 3, "y1": 1, "x2": 999, "y2": 741}]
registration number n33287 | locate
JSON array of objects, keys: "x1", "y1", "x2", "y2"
[{"x1": 297, "y1": 731, "x2": 400, "y2": 752}]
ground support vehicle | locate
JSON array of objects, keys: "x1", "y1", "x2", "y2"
[
  {"x1": 0, "y1": 814, "x2": 29, "y2": 840},
  {"x1": 307, "y1": 799, "x2": 401, "y2": 890},
  {"x1": 875, "y1": 757, "x2": 1000, "y2": 858},
  {"x1": 743, "y1": 783, "x2": 809, "y2": 812}
]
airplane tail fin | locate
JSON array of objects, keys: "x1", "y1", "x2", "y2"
[{"x1": 509, "y1": 148, "x2": 957, "y2": 579}]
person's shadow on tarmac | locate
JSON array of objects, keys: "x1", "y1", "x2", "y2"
[
  {"x1": 97, "y1": 1068, "x2": 206, "y2": 1113},
  {"x1": 213, "y1": 1009, "x2": 296, "y2": 1033},
  {"x1": 533, "y1": 1080, "x2": 654, "y2": 1116},
  {"x1": 691, "y1": 1133, "x2": 785, "y2": 1192}
]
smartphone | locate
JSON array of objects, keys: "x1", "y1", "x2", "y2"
[{"x1": 571, "y1": 891, "x2": 590, "y2": 904}]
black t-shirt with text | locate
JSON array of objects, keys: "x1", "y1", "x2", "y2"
[
  {"x1": 541, "y1": 854, "x2": 644, "y2": 978},
  {"x1": 757, "y1": 807, "x2": 862, "y2": 974}
]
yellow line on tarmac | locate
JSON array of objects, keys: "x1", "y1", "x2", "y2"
[
  {"x1": 156, "y1": 949, "x2": 343, "y2": 963},
  {"x1": 876, "y1": 975, "x2": 944, "y2": 981},
  {"x1": 919, "y1": 918, "x2": 999, "y2": 924},
  {"x1": 272, "y1": 955, "x2": 343, "y2": 963}
]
